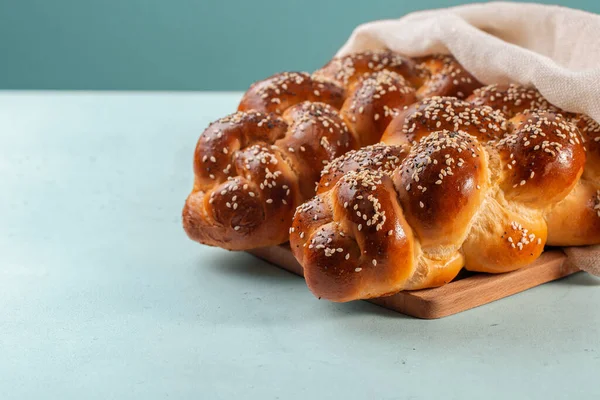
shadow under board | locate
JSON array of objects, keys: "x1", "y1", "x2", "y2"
[{"x1": 247, "y1": 245, "x2": 581, "y2": 319}]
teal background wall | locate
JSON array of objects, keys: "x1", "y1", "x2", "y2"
[{"x1": 0, "y1": 0, "x2": 598, "y2": 91}]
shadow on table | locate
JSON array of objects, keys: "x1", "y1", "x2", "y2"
[
  {"x1": 321, "y1": 299, "x2": 413, "y2": 319},
  {"x1": 202, "y1": 250, "x2": 413, "y2": 320},
  {"x1": 560, "y1": 271, "x2": 600, "y2": 286},
  {"x1": 206, "y1": 250, "x2": 303, "y2": 284}
]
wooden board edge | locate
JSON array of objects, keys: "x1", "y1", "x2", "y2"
[{"x1": 247, "y1": 245, "x2": 581, "y2": 319}]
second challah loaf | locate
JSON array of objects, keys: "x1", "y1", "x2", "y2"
[{"x1": 291, "y1": 108, "x2": 586, "y2": 301}]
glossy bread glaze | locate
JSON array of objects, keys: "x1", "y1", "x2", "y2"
[
  {"x1": 184, "y1": 50, "x2": 485, "y2": 250},
  {"x1": 292, "y1": 114, "x2": 587, "y2": 300}
]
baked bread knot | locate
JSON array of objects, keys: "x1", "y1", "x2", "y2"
[
  {"x1": 313, "y1": 50, "x2": 426, "y2": 88},
  {"x1": 183, "y1": 102, "x2": 356, "y2": 250},
  {"x1": 468, "y1": 83, "x2": 600, "y2": 245},
  {"x1": 316, "y1": 143, "x2": 411, "y2": 194},
  {"x1": 291, "y1": 112, "x2": 586, "y2": 301},
  {"x1": 238, "y1": 72, "x2": 345, "y2": 115},
  {"x1": 186, "y1": 50, "x2": 462, "y2": 250},
  {"x1": 381, "y1": 96, "x2": 508, "y2": 145},
  {"x1": 467, "y1": 83, "x2": 556, "y2": 118},
  {"x1": 416, "y1": 55, "x2": 482, "y2": 100},
  {"x1": 463, "y1": 111, "x2": 585, "y2": 272},
  {"x1": 545, "y1": 113, "x2": 600, "y2": 245},
  {"x1": 340, "y1": 70, "x2": 416, "y2": 146}
]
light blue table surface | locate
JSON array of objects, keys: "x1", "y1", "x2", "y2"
[{"x1": 1, "y1": 91, "x2": 599, "y2": 399}]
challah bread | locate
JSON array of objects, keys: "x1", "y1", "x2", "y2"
[
  {"x1": 415, "y1": 55, "x2": 482, "y2": 100},
  {"x1": 184, "y1": 51, "x2": 484, "y2": 250},
  {"x1": 183, "y1": 102, "x2": 356, "y2": 250},
  {"x1": 313, "y1": 50, "x2": 425, "y2": 88},
  {"x1": 238, "y1": 72, "x2": 345, "y2": 115},
  {"x1": 316, "y1": 143, "x2": 411, "y2": 194},
  {"x1": 467, "y1": 84, "x2": 600, "y2": 246},
  {"x1": 339, "y1": 70, "x2": 417, "y2": 147},
  {"x1": 539, "y1": 113, "x2": 600, "y2": 245},
  {"x1": 467, "y1": 83, "x2": 555, "y2": 117},
  {"x1": 380, "y1": 96, "x2": 508, "y2": 145},
  {"x1": 291, "y1": 111, "x2": 586, "y2": 301}
]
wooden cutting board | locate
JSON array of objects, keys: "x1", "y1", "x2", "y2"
[{"x1": 248, "y1": 245, "x2": 581, "y2": 319}]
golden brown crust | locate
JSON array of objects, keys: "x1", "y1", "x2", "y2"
[
  {"x1": 189, "y1": 50, "x2": 475, "y2": 250},
  {"x1": 543, "y1": 108, "x2": 600, "y2": 244},
  {"x1": 571, "y1": 114, "x2": 600, "y2": 180},
  {"x1": 462, "y1": 200, "x2": 547, "y2": 273},
  {"x1": 187, "y1": 48, "x2": 600, "y2": 263},
  {"x1": 381, "y1": 96, "x2": 507, "y2": 145},
  {"x1": 292, "y1": 169, "x2": 418, "y2": 302},
  {"x1": 313, "y1": 50, "x2": 425, "y2": 88},
  {"x1": 238, "y1": 72, "x2": 345, "y2": 114},
  {"x1": 292, "y1": 117, "x2": 588, "y2": 300},
  {"x1": 183, "y1": 102, "x2": 356, "y2": 250},
  {"x1": 467, "y1": 84, "x2": 555, "y2": 118},
  {"x1": 416, "y1": 55, "x2": 482, "y2": 99},
  {"x1": 467, "y1": 84, "x2": 600, "y2": 245},
  {"x1": 546, "y1": 180, "x2": 600, "y2": 246},
  {"x1": 317, "y1": 143, "x2": 410, "y2": 194},
  {"x1": 192, "y1": 111, "x2": 287, "y2": 189},
  {"x1": 341, "y1": 70, "x2": 417, "y2": 146},
  {"x1": 292, "y1": 131, "x2": 482, "y2": 301},
  {"x1": 393, "y1": 131, "x2": 488, "y2": 253},
  {"x1": 278, "y1": 102, "x2": 357, "y2": 198},
  {"x1": 494, "y1": 112, "x2": 586, "y2": 206}
]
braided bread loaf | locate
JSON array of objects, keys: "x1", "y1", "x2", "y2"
[
  {"x1": 291, "y1": 92, "x2": 590, "y2": 301},
  {"x1": 183, "y1": 51, "x2": 482, "y2": 250},
  {"x1": 466, "y1": 84, "x2": 600, "y2": 246}
]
